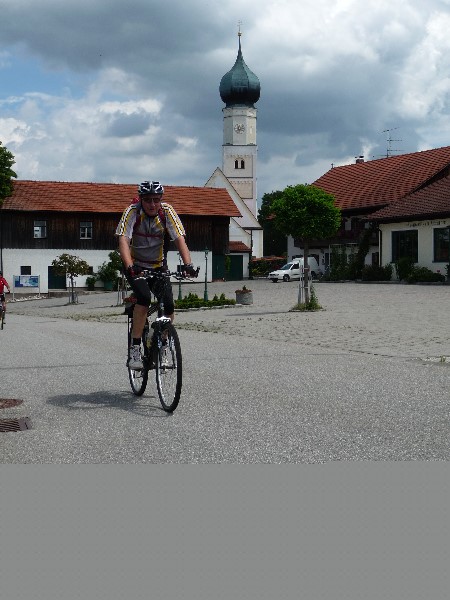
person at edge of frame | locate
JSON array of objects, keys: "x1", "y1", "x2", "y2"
[
  {"x1": 115, "y1": 180, "x2": 198, "y2": 370},
  {"x1": 0, "y1": 271, "x2": 11, "y2": 322}
]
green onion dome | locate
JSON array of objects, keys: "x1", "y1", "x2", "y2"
[{"x1": 219, "y1": 36, "x2": 260, "y2": 108}]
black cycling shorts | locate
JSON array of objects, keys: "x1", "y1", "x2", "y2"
[{"x1": 125, "y1": 269, "x2": 174, "y2": 316}]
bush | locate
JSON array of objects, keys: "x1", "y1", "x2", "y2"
[
  {"x1": 406, "y1": 267, "x2": 445, "y2": 283},
  {"x1": 395, "y1": 256, "x2": 415, "y2": 281},
  {"x1": 96, "y1": 261, "x2": 118, "y2": 284},
  {"x1": 250, "y1": 257, "x2": 286, "y2": 277},
  {"x1": 328, "y1": 246, "x2": 351, "y2": 280},
  {"x1": 175, "y1": 292, "x2": 235, "y2": 309},
  {"x1": 361, "y1": 264, "x2": 393, "y2": 281}
]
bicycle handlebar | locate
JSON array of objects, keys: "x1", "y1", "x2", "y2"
[{"x1": 135, "y1": 268, "x2": 199, "y2": 281}]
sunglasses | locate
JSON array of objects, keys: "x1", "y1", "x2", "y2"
[{"x1": 141, "y1": 196, "x2": 162, "y2": 204}]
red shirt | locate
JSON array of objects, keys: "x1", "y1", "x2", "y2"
[{"x1": 0, "y1": 277, "x2": 10, "y2": 294}]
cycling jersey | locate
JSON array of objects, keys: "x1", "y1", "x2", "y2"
[
  {"x1": 115, "y1": 201, "x2": 185, "y2": 269},
  {"x1": 0, "y1": 277, "x2": 10, "y2": 294}
]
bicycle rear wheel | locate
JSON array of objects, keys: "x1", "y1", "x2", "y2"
[
  {"x1": 155, "y1": 323, "x2": 182, "y2": 412},
  {"x1": 0, "y1": 309, "x2": 3, "y2": 330},
  {"x1": 127, "y1": 318, "x2": 149, "y2": 396}
]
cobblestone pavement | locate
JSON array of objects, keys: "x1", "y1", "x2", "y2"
[{"x1": 7, "y1": 279, "x2": 450, "y2": 361}]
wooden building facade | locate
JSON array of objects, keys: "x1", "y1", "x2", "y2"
[{"x1": 0, "y1": 180, "x2": 241, "y2": 292}]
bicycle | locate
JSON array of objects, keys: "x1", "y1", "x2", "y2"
[
  {"x1": 0, "y1": 293, "x2": 7, "y2": 330},
  {"x1": 125, "y1": 269, "x2": 192, "y2": 412}
]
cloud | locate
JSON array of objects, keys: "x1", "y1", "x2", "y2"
[{"x1": 1, "y1": 0, "x2": 450, "y2": 201}]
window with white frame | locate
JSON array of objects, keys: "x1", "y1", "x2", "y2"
[
  {"x1": 80, "y1": 221, "x2": 93, "y2": 239},
  {"x1": 34, "y1": 220, "x2": 47, "y2": 238}
]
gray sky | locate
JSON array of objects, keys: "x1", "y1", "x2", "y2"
[{"x1": 2, "y1": 0, "x2": 450, "y2": 207}]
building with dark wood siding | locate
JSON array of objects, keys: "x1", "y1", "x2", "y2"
[{"x1": 0, "y1": 180, "x2": 241, "y2": 292}]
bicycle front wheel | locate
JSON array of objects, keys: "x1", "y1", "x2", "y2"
[
  {"x1": 155, "y1": 324, "x2": 182, "y2": 412},
  {"x1": 0, "y1": 310, "x2": 3, "y2": 330}
]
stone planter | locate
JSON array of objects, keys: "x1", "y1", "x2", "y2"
[{"x1": 235, "y1": 291, "x2": 253, "y2": 305}]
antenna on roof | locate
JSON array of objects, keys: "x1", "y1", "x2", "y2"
[{"x1": 381, "y1": 127, "x2": 402, "y2": 158}]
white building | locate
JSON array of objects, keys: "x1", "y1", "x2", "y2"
[{"x1": 205, "y1": 32, "x2": 263, "y2": 271}]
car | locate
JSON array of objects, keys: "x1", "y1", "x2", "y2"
[{"x1": 268, "y1": 257, "x2": 321, "y2": 282}]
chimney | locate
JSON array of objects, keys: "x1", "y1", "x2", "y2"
[{"x1": 355, "y1": 156, "x2": 364, "y2": 164}]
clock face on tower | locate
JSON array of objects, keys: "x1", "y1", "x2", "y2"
[{"x1": 234, "y1": 123, "x2": 245, "y2": 133}]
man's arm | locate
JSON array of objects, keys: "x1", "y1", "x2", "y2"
[
  {"x1": 118, "y1": 236, "x2": 133, "y2": 270},
  {"x1": 174, "y1": 235, "x2": 192, "y2": 266}
]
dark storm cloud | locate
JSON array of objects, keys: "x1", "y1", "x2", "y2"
[
  {"x1": 105, "y1": 111, "x2": 153, "y2": 138},
  {"x1": 2, "y1": 0, "x2": 450, "y2": 197}
]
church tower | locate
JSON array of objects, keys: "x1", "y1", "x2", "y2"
[{"x1": 219, "y1": 31, "x2": 261, "y2": 217}]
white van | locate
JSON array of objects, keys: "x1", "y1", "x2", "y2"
[{"x1": 268, "y1": 257, "x2": 321, "y2": 282}]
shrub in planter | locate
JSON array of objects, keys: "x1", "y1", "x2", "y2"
[
  {"x1": 235, "y1": 285, "x2": 253, "y2": 305},
  {"x1": 97, "y1": 261, "x2": 118, "y2": 289},
  {"x1": 85, "y1": 275, "x2": 97, "y2": 290}
]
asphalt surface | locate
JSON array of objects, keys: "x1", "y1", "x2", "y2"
[{"x1": 1, "y1": 279, "x2": 450, "y2": 463}]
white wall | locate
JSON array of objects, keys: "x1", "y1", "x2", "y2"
[
  {"x1": 2, "y1": 249, "x2": 211, "y2": 293},
  {"x1": 380, "y1": 217, "x2": 450, "y2": 275}
]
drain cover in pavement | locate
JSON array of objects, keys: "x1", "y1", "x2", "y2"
[
  {"x1": 0, "y1": 398, "x2": 24, "y2": 409},
  {"x1": 0, "y1": 417, "x2": 32, "y2": 432}
]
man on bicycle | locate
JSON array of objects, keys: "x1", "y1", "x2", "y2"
[
  {"x1": 116, "y1": 180, "x2": 198, "y2": 370},
  {"x1": 0, "y1": 272, "x2": 11, "y2": 322}
]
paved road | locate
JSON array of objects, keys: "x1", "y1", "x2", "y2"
[{"x1": 1, "y1": 280, "x2": 449, "y2": 463}]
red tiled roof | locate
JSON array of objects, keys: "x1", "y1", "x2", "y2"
[
  {"x1": 1, "y1": 180, "x2": 241, "y2": 217},
  {"x1": 312, "y1": 146, "x2": 450, "y2": 211},
  {"x1": 370, "y1": 174, "x2": 450, "y2": 221},
  {"x1": 229, "y1": 241, "x2": 251, "y2": 253}
]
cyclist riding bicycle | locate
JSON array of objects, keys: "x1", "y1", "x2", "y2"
[
  {"x1": 0, "y1": 271, "x2": 11, "y2": 322},
  {"x1": 116, "y1": 180, "x2": 198, "y2": 370}
]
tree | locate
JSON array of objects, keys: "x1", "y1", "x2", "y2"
[
  {"x1": 272, "y1": 184, "x2": 341, "y2": 304},
  {"x1": 0, "y1": 141, "x2": 17, "y2": 204},
  {"x1": 107, "y1": 250, "x2": 122, "y2": 272},
  {"x1": 52, "y1": 253, "x2": 91, "y2": 304},
  {"x1": 257, "y1": 190, "x2": 288, "y2": 257}
]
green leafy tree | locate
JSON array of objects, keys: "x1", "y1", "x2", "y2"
[
  {"x1": 52, "y1": 253, "x2": 90, "y2": 303},
  {"x1": 272, "y1": 184, "x2": 341, "y2": 303},
  {"x1": 108, "y1": 250, "x2": 123, "y2": 272},
  {"x1": 0, "y1": 141, "x2": 17, "y2": 204},
  {"x1": 258, "y1": 190, "x2": 288, "y2": 256}
]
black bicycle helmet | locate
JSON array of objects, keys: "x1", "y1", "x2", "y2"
[{"x1": 138, "y1": 181, "x2": 164, "y2": 196}]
